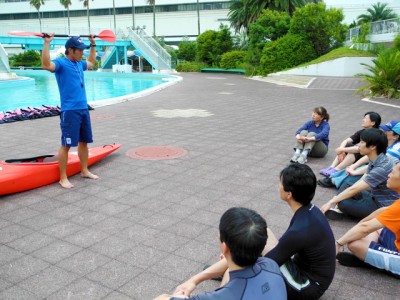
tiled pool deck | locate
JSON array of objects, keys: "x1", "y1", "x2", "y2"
[{"x1": 0, "y1": 73, "x2": 399, "y2": 299}]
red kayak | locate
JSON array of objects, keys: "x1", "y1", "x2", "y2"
[{"x1": 0, "y1": 144, "x2": 121, "y2": 196}]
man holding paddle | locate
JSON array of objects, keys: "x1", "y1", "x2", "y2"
[{"x1": 42, "y1": 33, "x2": 98, "y2": 188}]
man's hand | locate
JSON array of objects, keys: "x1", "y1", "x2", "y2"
[
  {"x1": 174, "y1": 279, "x2": 197, "y2": 297},
  {"x1": 89, "y1": 34, "x2": 96, "y2": 45},
  {"x1": 43, "y1": 32, "x2": 54, "y2": 43},
  {"x1": 320, "y1": 199, "x2": 335, "y2": 214}
]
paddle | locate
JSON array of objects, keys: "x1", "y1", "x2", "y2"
[{"x1": 7, "y1": 29, "x2": 116, "y2": 43}]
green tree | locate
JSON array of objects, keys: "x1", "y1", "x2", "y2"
[
  {"x1": 177, "y1": 39, "x2": 197, "y2": 61},
  {"x1": 289, "y1": 2, "x2": 346, "y2": 56},
  {"x1": 196, "y1": 25, "x2": 233, "y2": 66},
  {"x1": 270, "y1": 0, "x2": 307, "y2": 16},
  {"x1": 147, "y1": 0, "x2": 156, "y2": 36},
  {"x1": 357, "y1": 2, "x2": 398, "y2": 24},
  {"x1": 60, "y1": 0, "x2": 72, "y2": 34},
  {"x1": 30, "y1": 0, "x2": 45, "y2": 32},
  {"x1": 228, "y1": 0, "x2": 269, "y2": 34},
  {"x1": 247, "y1": 9, "x2": 290, "y2": 66}
]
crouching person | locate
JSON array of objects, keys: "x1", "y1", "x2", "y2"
[{"x1": 154, "y1": 207, "x2": 287, "y2": 300}]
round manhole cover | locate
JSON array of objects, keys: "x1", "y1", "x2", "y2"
[{"x1": 126, "y1": 146, "x2": 187, "y2": 160}]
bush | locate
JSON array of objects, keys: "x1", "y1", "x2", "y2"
[
  {"x1": 196, "y1": 25, "x2": 233, "y2": 66},
  {"x1": 176, "y1": 61, "x2": 208, "y2": 72},
  {"x1": 220, "y1": 50, "x2": 247, "y2": 69},
  {"x1": 356, "y1": 48, "x2": 400, "y2": 98},
  {"x1": 260, "y1": 34, "x2": 317, "y2": 75},
  {"x1": 11, "y1": 50, "x2": 41, "y2": 67},
  {"x1": 393, "y1": 33, "x2": 400, "y2": 51},
  {"x1": 177, "y1": 40, "x2": 197, "y2": 61}
]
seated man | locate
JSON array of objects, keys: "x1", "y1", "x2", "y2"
[
  {"x1": 321, "y1": 128, "x2": 399, "y2": 220},
  {"x1": 169, "y1": 164, "x2": 336, "y2": 300},
  {"x1": 154, "y1": 207, "x2": 287, "y2": 300},
  {"x1": 334, "y1": 162, "x2": 400, "y2": 278}
]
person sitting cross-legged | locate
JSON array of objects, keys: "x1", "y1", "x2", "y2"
[
  {"x1": 334, "y1": 162, "x2": 400, "y2": 278},
  {"x1": 319, "y1": 111, "x2": 381, "y2": 177},
  {"x1": 320, "y1": 128, "x2": 399, "y2": 221},
  {"x1": 153, "y1": 207, "x2": 287, "y2": 300},
  {"x1": 171, "y1": 164, "x2": 336, "y2": 300}
]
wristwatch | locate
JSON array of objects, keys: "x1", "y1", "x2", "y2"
[{"x1": 90, "y1": 44, "x2": 96, "y2": 48}]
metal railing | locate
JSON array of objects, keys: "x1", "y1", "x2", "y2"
[
  {"x1": 346, "y1": 18, "x2": 400, "y2": 42},
  {"x1": 0, "y1": 44, "x2": 11, "y2": 73},
  {"x1": 127, "y1": 27, "x2": 171, "y2": 70}
]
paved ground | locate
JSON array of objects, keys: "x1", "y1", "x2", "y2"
[{"x1": 0, "y1": 73, "x2": 399, "y2": 300}]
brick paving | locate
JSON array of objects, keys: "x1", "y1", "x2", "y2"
[{"x1": 0, "y1": 73, "x2": 399, "y2": 299}]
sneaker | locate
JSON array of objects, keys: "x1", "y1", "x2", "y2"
[
  {"x1": 336, "y1": 252, "x2": 373, "y2": 269},
  {"x1": 320, "y1": 167, "x2": 338, "y2": 177},
  {"x1": 325, "y1": 207, "x2": 344, "y2": 220},
  {"x1": 296, "y1": 155, "x2": 308, "y2": 164},
  {"x1": 290, "y1": 153, "x2": 300, "y2": 163},
  {"x1": 317, "y1": 177, "x2": 335, "y2": 188},
  {"x1": 203, "y1": 264, "x2": 223, "y2": 281}
]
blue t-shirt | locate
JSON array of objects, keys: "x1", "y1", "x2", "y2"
[
  {"x1": 170, "y1": 257, "x2": 286, "y2": 300},
  {"x1": 53, "y1": 57, "x2": 88, "y2": 111},
  {"x1": 296, "y1": 120, "x2": 330, "y2": 146}
]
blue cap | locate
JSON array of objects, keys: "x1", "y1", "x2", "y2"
[
  {"x1": 65, "y1": 36, "x2": 89, "y2": 50},
  {"x1": 392, "y1": 123, "x2": 400, "y2": 135},
  {"x1": 380, "y1": 120, "x2": 400, "y2": 132}
]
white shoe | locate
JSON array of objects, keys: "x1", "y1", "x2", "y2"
[
  {"x1": 290, "y1": 153, "x2": 300, "y2": 162},
  {"x1": 297, "y1": 155, "x2": 308, "y2": 164}
]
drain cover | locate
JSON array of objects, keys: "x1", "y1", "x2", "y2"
[{"x1": 126, "y1": 146, "x2": 187, "y2": 160}]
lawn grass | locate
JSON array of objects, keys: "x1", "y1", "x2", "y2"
[{"x1": 297, "y1": 47, "x2": 376, "y2": 68}]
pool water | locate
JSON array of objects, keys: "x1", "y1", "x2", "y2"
[{"x1": 0, "y1": 70, "x2": 175, "y2": 112}]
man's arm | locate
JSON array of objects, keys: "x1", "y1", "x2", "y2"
[
  {"x1": 41, "y1": 33, "x2": 56, "y2": 72},
  {"x1": 335, "y1": 218, "x2": 384, "y2": 254},
  {"x1": 320, "y1": 175, "x2": 370, "y2": 213},
  {"x1": 86, "y1": 34, "x2": 96, "y2": 69},
  {"x1": 174, "y1": 258, "x2": 228, "y2": 297}
]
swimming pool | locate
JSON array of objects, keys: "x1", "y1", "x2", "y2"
[{"x1": 0, "y1": 70, "x2": 180, "y2": 112}]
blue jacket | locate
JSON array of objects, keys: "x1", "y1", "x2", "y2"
[{"x1": 296, "y1": 120, "x2": 330, "y2": 146}]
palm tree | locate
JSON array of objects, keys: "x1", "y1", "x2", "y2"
[
  {"x1": 60, "y1": 0, "x2": 72, "y2": 34},
  {"x1": 81, "y1": 0, "x2": 94, "y2": 33},
  {"x1": 270, "y1": 0, "x2": 308, "y2": 16},
  {"x1": 30, "y1": 0, "x2": 45, "y2": 32},
  {"x1": 147, "y1": 0, "x2": 156, "y2": 36},
  {"x1": 228, "y1": 0, "x2": 269, "y2": 34},
  {"x1": 357, "y1": 2, "x2": 398, "y2": 24}
]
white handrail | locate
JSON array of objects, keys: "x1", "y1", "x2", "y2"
[
  {"x1": 0, "y1": 43, "x2": 10, "y2": 73},
  {"x1": 346, "y1": 18, "x2": 400, "y2": 41}
]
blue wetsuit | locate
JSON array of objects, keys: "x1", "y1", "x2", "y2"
[
  {"x1": 266, "y1": 204, "x2": 336, "y2": 300},
  {"x1": 170, "y1": 257, "x2": 286, "y2": 300}
]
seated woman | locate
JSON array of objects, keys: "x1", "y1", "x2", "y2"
[
  {"x1": 320, "y1": 112, "x2": 381, "y2": 177},
  {"x1": 318, "y1": 120, "x2": 400, "y2": 189},
  {"x1": 290, "y1": 106, "x2": 330, "y2": 164}
]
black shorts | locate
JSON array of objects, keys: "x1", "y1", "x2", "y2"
[{"x1": 280, "y1": 260, "x2": 325, "y2": 300}]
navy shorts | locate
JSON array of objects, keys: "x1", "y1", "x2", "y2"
[{"x1": 60, "y1": 109, "x2": 93, "y2": 147}]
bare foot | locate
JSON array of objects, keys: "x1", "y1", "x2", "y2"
[
  {"x1": 59, "y1": 179, "x2": 74, "y2": 189},
  {"x1": 81, "y1": 171, "x2": 99, "y2": 179}
]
